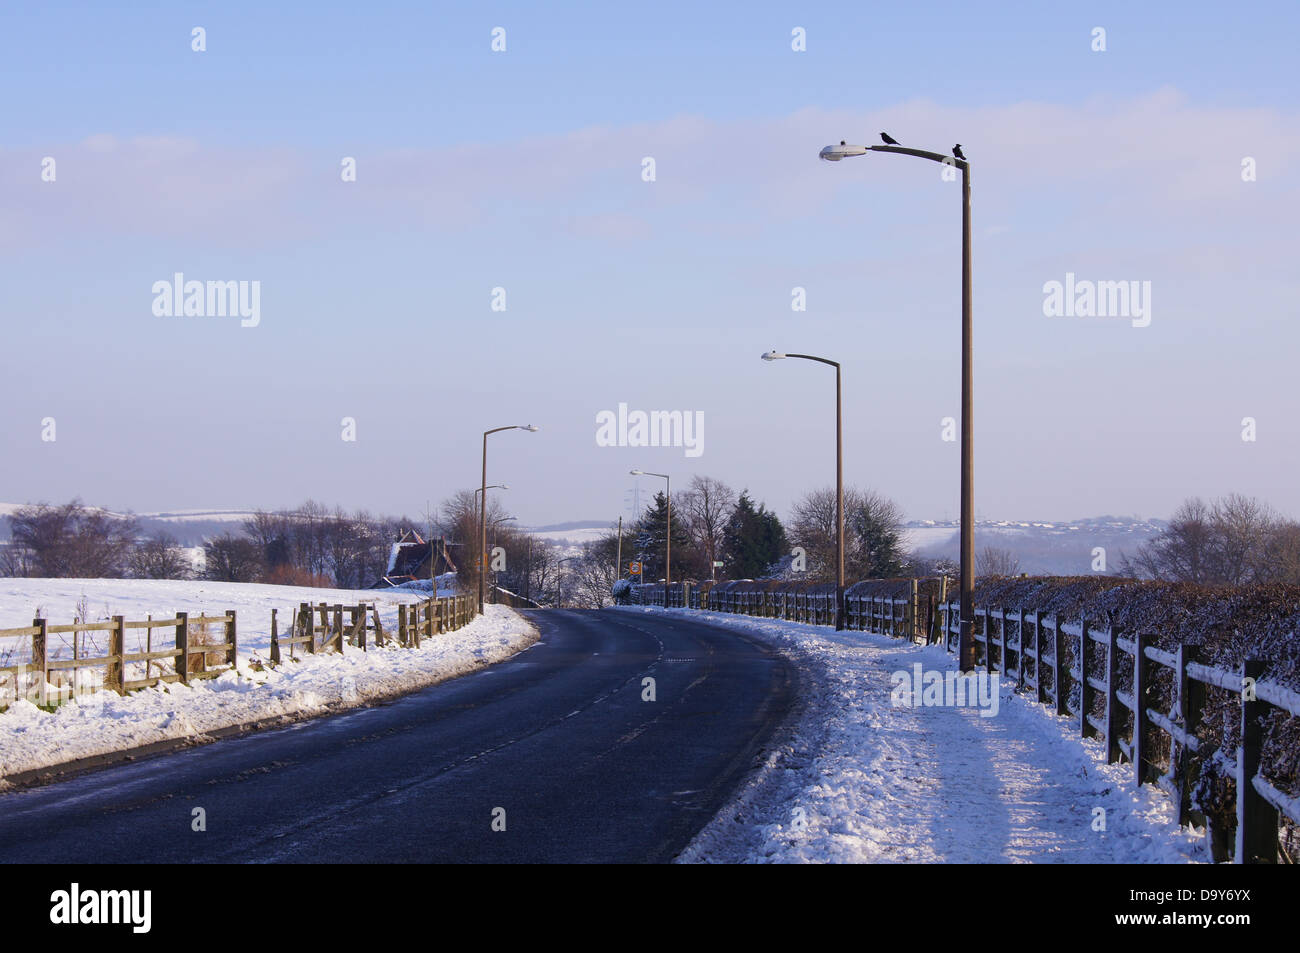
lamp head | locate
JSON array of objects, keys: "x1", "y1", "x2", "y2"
[
  {"x1": 521, "y1": 424, "x2": 539, "y2": 432},
  {"x1": 761, "y1": 350, "x2": 786, "y2": 361},
  {"x1": 819, "y1": 142, "x2": 868, "y2": 161},
  {"x1": 629, "y1": 468, "x2": 643, "y2": 476}
]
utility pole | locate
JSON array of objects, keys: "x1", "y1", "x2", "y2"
[{"x1": 615, "y1": 516, "x2": 623, "y2": 583}]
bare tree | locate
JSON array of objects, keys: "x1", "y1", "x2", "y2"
[
  {"x1": 789, "y1": 486, "x2": 907, "y2": 581},
  {"x1": 678, "y1": 476, "x2": 736, "y2": 580},
  {"x1": 128, "y1": 533, "x2": 192, "y2": 579},
  {"x1": 203, "y1": 533, "x2": 264, "y2": 582},
  {"x1": 9, "y1": 501, "x2": 137, "y2": 577},
  {"x1": 1123, "y1": 495, "x2": 1282, "y2": 585},
  {"x1": 977, "y1": 545, "x2": 1021, "y2": 578}
]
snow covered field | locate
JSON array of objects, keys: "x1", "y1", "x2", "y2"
[
  {"x1": 0, "y1": 580, "x2": 538, "y2": 781},
  {"x1": 615, "y1": 606, "x2": 1206, "y2": 864},
  {"x1": 0, "y1": 577, "x2": 459, "y2": 664}
]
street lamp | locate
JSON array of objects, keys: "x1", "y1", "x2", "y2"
[
  {"x1": 480, "y1": 425, "x2": 538, "y2": 614},
  {"x1": 630, "y1": 468, "x2": 670, "y2": 608},
  {"x1": 820, "y1": 138, "x2": 975, "y2": 670},
  {"x1": 761, "y1": 350, "x2": 845, "y2": 630}
]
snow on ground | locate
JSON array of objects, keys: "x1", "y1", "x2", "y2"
[
  {"x1": 0, "y1": 577, "x2": 458, "y2": 664},
  {"x1": 0, "y1": 580, "x2": 537, "y2": 781},
  {"x1": 616, "y1": 606, "x2": 1206, "y2": 864}
]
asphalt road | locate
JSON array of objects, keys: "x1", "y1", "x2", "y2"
[{"x1": 0, "y1": 609, "x2": 794, "y2": 863}]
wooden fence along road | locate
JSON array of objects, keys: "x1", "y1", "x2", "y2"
[
  {"x1": 0, "y1": 594, "x2": 477, "y2": 710},
  {"x1": 631, "y1": 579, "x2": 1299, "y2": 865}
]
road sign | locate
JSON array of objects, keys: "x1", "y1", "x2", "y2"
[
  {"x1": 712, "y1": 561, "x2": 724, "y2": 568},
  {"x1": 629, "y1": 561, "x2": 642, "y2": 574}
]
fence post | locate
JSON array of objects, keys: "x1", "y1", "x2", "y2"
[
  {"x1": 911, "y1": 579, "x2": 919, "y2": 641},
  {"x1": 1016, "y1": 608, "x2": 1026, "y2": 691},
  {"x1": 413, "y1": 602, "x2": 422, "y2": 648},
  {"x1": 301, "y1": 603, "x2": 315, "y2": 655},
  {"x1": 398, "y1": 604, "x2": 408, "y2": 647},
  {"x1": 1173, "y1": 644, "x2": 1199, "y2": 824},
  {"x1": 106, "y1": 615, "x2": 125, "y2": 695},
  {"x1": 176, "y1": 611, "x2": 190, "y2": 684},
  {"x1": 985, "y1": 609, "x2": 995, "y2": 675},
  {"x1": 997, "y1": 608, "x2": 1007, "y2": 679},
  {"x1": 1079, "y1": 617, "x2": 1092, "y2": 738},
  {"x1": 1236, "y1": 658, "x2": 1277, "y2": 863},
  {"x1": 1133, "y1": 631, "x2": 1150, "y2": 785},
  {"x1": 1104, "y1": 622, "x2": 1120, "y2": 764},
  {"x1": 225, "y1": 610, "x2": 238, "y2": 670},
  {"x1": 1053, "y1": 616, "x2": 1067, "y2": 716},
  {"x1": 270, "y1": 609, "x2": 281, "y2": 665},
  {"x1": 373, "y1": 605, "x2": 384, "y2": 647},
  {"x1": 332, "y1": 605, "x2": 343, "y2": 654},
  {"x1": 1032, "y1": 611, "x2": 1045, "y2": 704},
  {"x1": 32, "y1": 617, "x2": 48, "y2": 706}
]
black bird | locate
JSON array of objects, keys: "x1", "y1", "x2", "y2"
[
  {"x1": 952, "y1": 144, "x2": 966, "y2": 160},
  {"x1": 880, "y1": 132, "x2": 899, "y2": 145}
]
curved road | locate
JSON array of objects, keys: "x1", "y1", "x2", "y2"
[{"x1": 0, "y1": 609, "x2": 794, "y2": 863}]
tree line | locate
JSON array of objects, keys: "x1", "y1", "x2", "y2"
[{"x1": 6, "y1": 490, "x2": 1296, "y2": 598}]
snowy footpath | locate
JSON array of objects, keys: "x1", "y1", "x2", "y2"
[
  {"x1": 0, "y1": 579, "x2": 538, "y2": 782},
  {"x1": 617, "y1": 606, "x2": 1206, "y2": 864}
]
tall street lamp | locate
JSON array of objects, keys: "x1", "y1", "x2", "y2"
[
  {"x1": 761, "y1": 350, "x2": 845, "y2": 630},
  {"x1": 475, "y1": 484, "x2": 509, "y2": 501},
  {"x1": 629, "y1": 468, "x2": 670, "y2": 607},
  {"x1": 819, "y1": 138, "x2": 975, "y2": 670},
  {"x1": 480, "y1": 425, "x2": 538, "y2": 614}
]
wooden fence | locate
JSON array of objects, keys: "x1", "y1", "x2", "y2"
[
  {"x1": 269, "y1": 594, "x2": 475, "y2": 661},
  {"x1": 1, "y1": 593, "x2": 479, "y2": 708},
  {"x1": 649, "y1": 580, "x2": 1298, "y2": 864},
  {"x1": 0, "y1": 611, "x2": 238, "y2": 706},
  {"x1": 934, "y1": 601, "x2": 1300, "y2": 864}
]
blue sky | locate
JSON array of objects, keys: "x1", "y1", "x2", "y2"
[{"x1": 3, "y1": 1, "x2": 1298, "y2": 526}]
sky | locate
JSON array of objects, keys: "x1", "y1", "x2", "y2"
[{"x1": 3, "y1": 0, "x2": 1298, "y2": 528}]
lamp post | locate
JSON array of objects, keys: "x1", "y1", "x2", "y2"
[
  {"x1": 475, "y1": 484, "x2": 509, "y2": 502},
  {"x1": 480, "y1": 425, "x2": 538, "y2": 614},
  {"x1": 761, "y1": 350, "x2": 844, "y2": 630},
  {"x1": 819, "y1": 139, "x2": 975, "y2": 670},
  {"x1": 630, "y1": 469, "x2": 670, "y2": 607}
]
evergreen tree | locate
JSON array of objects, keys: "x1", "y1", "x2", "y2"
[
  {"x1": 722, "y1": 490, "x2": 788, "y2": 579},
  {"x1": 633, "y1": 491, "x2": 691, "y2": 580}
]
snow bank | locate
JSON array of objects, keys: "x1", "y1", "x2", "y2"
[
  {"x1": 0, "y1": 580, "x2": 537, "y2": 781},
  {"x1": 615, "y1": 606, "x2": 1206, "y2": 864}
]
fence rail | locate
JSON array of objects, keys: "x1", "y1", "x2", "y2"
[
  {"x1": 0, "y1": 610, "x2": 238, "y2": 705},
  {"x1": 630, "y1": 578, "x2": 1298, "y2": 864},
  {"x1": 1, "y1": 593, "x2": 479, "y2": 708}
]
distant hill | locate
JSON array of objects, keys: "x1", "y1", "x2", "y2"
[{"x1": 905, "y1": 516, "x2": 1167, "y2": 576}]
